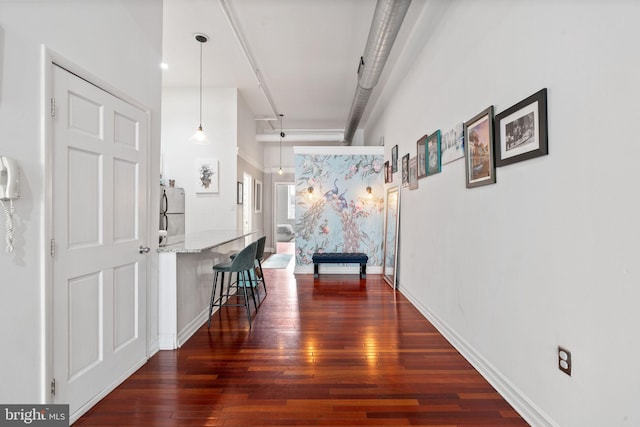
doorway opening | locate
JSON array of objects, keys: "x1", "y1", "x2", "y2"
[
  {"x1": 274, "y1": 182, "x2": 295, "y2": 254},
  {"x1": 242, "y1": 173, "x2": 252, "y2": 234}
]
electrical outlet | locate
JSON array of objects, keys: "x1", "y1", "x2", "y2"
[{"x1": 558, "y1": 346, "x2": 571, "y2": 376}]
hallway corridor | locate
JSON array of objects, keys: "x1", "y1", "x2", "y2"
[{"x1": 76, "y1": 268, "x2": 527, "y2": 426}]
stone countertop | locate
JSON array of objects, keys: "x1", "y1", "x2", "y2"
[{"x1": 157, "y1": 229, "x2": 257, "y2": 254}]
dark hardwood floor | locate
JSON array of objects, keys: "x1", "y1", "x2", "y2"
[{"x1": 76, "y1": 260, "x2": 528, "y2": 426}]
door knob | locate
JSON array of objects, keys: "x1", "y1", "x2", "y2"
[{"x1": 138, "y1": 245, "x2": 150, "y2": 254}]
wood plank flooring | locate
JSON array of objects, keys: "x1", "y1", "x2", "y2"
[{"x1": 76, "y1": 265, "x2": 528, "y2": 426}]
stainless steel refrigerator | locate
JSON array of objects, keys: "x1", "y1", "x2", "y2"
[{"x1": 159, "y1": 186, "x2": 185, "y2": 246}]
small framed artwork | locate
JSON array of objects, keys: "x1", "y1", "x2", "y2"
[
  {"x1": 416, "y1": 134, "x2": 428, "y2": 179},
  {"x1": 387, "y1": 162, "x2": 393, "y2": 183},
  {"x1": 392, "y1": 144, "x2": 399, "y2": 173},
  {"x1": 254, "y1": 179, "x2": 262, "y2": 212},
  {"x1": 195, "y1": 158, "x2": 219, "y2": 193},
  {"x1": 426, "y1": 130, "x2": 442, "y2": 176},
  {"x1": 401, "y1": 153, "x2": 410, "y2": 188},
  {"x1": 237, "y1": 182, "x2": 243, "y2": 204},
  {"x1": 441, "y1": 123, "x2": 465, "y2": 165},
  {"x1": 384, "y1": 160, "x2": 390, "y2": 183},
  {"x1": 409, "y1": 156, "x2": 418, "y2": 190},
  {"x1": 464, "y1": 106, "x2": 496, "y2": 188},
  {"x1": 495, "y1": 88, "x2": 548, "y2": 167}
]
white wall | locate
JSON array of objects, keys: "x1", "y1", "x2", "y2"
[
  {"x1": 236, "y1": 92, "x2": 264, "y2": 232},
  {"x1": 263, "y1": 140, "x2": 343, "y2": 171},
  {"x1": 0, "y1": 0, "x2": 162, "y2": 403},
  {"x1": 237, "y1": 92, "x2": 262, "y2": 171},
  {"x1": 161, "y1": 87, "x2": 238, "y2": 233},
  {"x1": 366, "y1": 1, "x2": 640, "y2": 426},
  {"x1": 263, "y1": 141, "x2": 297, "y2": 173}
]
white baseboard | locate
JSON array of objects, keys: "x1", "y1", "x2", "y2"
[
  {"x1": 69, "y1": 357, "x2": 147, "y2": 424},
  {"x1": 158, "y1": 333, "x2": 177, "y2": 350},
  {"x1": 178, "y1": 308, "x2": 209, "y2": 347},
  {"x1": 175, "y1": 288, "x2": 238, "y2": 348},
  {"x1": 400, "y1": 286, "x2": 556, "y2": 427},
  {"x1": 146, "y1": 336, "x2": 160, "y2": 358}
]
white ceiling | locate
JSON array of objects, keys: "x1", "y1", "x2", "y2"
[{"x1": 162, "y1": 0, "x2": 426, "y2": 139}]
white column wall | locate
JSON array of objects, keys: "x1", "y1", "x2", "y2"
[
  {"x1": 0, "y1": 0, "x2": 163, "y2": 403},
  {"x1": 237, "y1": 93, "x2": 262, "y2": 171},
  {"x1": 366, "y1": 2, "x2": 640, "y2": 426},
  {"x1": 161, "y1": 87, "x2": 238, "y2": 233},
  {"x1": 236, "y1": 93, "x2": 263, "y2": 232}
]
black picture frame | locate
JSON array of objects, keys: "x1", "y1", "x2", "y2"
[
  {"x1": 416, "y1": 134, "x2": 427, "y2": 179},
  {"x1": 464, "y1": 106, "x2": 496, "y2": 188},
  {"x1": 391, "y1": 145, "x2": 398, "y2": 173},
  {"x1": 494, "y1": 88, "x2": 548, "y2": 167},
  {"x1": 401, "y1": 153, "x2": 410, "y2": 187},
  {"x1": 237, "y1": 182, "x2": 243, "y2": 204}
]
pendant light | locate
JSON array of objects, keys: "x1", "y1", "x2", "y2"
[
  {"x1": 190, "y1": 33, "x2": 209, "y2": 144},
  {"x1": 278, "y1": 114, "x2": 284, "y2": 175}
]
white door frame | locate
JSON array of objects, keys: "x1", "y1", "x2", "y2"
[
  {"x1": 41, "y1": 46, "x2": 153, "y2": 405},
  {"x1": 272, "y1": 181, "x2": 295, "y2": 254},
  {"x1": 242, "y1": 172, "x2": 252, "y2": 234}
]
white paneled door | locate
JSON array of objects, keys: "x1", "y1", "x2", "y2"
[{"x1": 51, "y1": 65, "x2": 148, "y2": 421}]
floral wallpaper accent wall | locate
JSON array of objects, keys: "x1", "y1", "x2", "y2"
[{"x1": 295, "y1": 153, "x2": 385, "y2": 266}]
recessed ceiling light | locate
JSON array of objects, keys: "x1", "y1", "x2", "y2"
[{"x1": 160, "y1": 62, "x2": 169, "y2": 70}]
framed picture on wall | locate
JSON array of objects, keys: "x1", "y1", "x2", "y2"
[
  {"x1": 495, "y1": 88, "x2": 548, "y2": 167},
  {"x1": 416, "y1": 134, "x2": 428, "y2": 179},
  {"x1": 237, "y1": 182, "x2": 243, "y2": 204},
  {"x1": 392, "y1": 144, "x2": 399, "y2": 173},
  {"x1": 254, "y1": 179, "x2": 263, "y2": 213},
  {"x1": 387, "y1": 162, "x2": 393, "y2": 183},
  {"x1": 195, "y1": 158, "x2": 219, "y2": 193},
  {"x1": 441, "y1": 122, "x2": 465, "y2": 165},
  {"x1": 384, "y1": 161, "x2": 390, "y2": 183},
  {"x1": 464, "y1": 106, "x2": 496, "y2": 188},
  {"x1": 409, "y1": 156, "x2": 418, "y2": 190},
  {"x1": 401, "y1": 153, "x2": 409, "y2": 188},
  {"x1": 426, "y1": 130, "x2": 442, "y2": 176}
]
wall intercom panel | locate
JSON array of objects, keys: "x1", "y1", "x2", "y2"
[
  {"x1": 0, "y1": 155, "x2": 20, "y2": 200},
  {"x1": 0, "y1": 155, "x2": 19, "y2": 253}
]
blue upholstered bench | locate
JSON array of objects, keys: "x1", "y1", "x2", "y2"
[{"x1": 312, "y1": 252, "x2": 368, "y2": 279}]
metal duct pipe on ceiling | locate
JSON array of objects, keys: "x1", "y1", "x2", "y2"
[
  {"x1": 256, "y1": 131, "x2": 345, "y2": 143},
  {"x1": 343, "y1": 0, "x2": 412, "y2": 144}
]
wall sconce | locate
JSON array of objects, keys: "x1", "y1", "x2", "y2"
[
  {"x1": 307, "y1": 186, "x2": 314, "y2": 199},
  {"x1": 366, "y1": 186, "x2": 373, "y2": 199}
]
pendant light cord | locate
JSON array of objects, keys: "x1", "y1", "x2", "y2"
[
  {"x1": 279, "y1": 114, "x2": 283, "y2": 169},
  {"x1": 199, "y1": 40, "x2": 203, "y2": 128},
  {"x1": 191, "y1": 33, "x2": 208, "y2": 143}
]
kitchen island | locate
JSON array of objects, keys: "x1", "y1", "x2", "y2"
[{"x1": 158, "y1": 229, "x2": 256, "y2": 350}]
